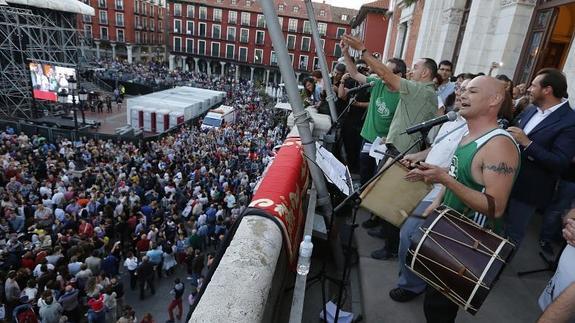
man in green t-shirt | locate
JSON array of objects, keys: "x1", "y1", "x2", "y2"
[
  {"x1": 341, "y1": 45, "x2": 405, "y2": 186},
  {"x1": 342, "y1": 34, "x2": 441, "y2": 259}
]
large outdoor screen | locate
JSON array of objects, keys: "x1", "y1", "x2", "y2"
[{"x1": 29, "y1": 63, "x2": 76, "y2": 102}]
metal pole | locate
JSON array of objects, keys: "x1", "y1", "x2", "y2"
[
  {"x1": 260, "y1": 0, "x2": 332, "y2": 213},
  {"x1": 303, "y1": 0, "x2": 338, "y2": 123}
]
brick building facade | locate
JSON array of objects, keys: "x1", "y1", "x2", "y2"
[
  {"x1": 78, "y1": 0, "x2": 167, "y2": 63},
  {"x1": 165, "y1": 0, "x2": 356, "y2": 83}
]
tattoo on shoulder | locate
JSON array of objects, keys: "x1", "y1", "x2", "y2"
[{"x1": 482, "y1": 162, "x2": 516, "y2": 176}]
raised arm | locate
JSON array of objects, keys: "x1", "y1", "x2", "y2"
[
  {"x1": 341, "y1": 34, "x2": 401, "y2": 91},
  {"x1": 342, "y1": 44, "x2": 367, "y2": 84}
]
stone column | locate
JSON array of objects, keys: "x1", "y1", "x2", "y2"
[
  {"x1": 110, "y1": 43, "x2": 117, "y2": 61},
  {"x1": 250, "y1": 67, "x2": 255, "y2": 82},
  {"x1": 183, "y1": 57, "x2": 189, "y2": 72},
  {"x1": 295, "y1": 72, "x2": 301, "y2": 83},
  {"x1": 127, "y1": 44, "x2": 133, "y2": 64},
  {"x1": 220, "y1": 62, "x2": 226, "y2": 77},
  {"x1": 193, "y1": 58, "x2": 200, "y2": 73},
  {"x1": 265, "y1": 69, "x2": 270, "y2": 86},
  {"x1": 207, "y1": 60, "x2": 212, "y2": 76},
  {"x1": 94, "y1": 40, "x2": 101, "y2": 60},
  {"x1": 180, "y1": 56, "x2": 185, "y2": 70},
  {"x1": 235, "y1": 65, "x2": 240, "y2": 81},
  {"x1": 169, "y1": 54, "x2": 175, "y2": 71}
]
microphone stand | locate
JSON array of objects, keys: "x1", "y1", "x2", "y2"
[
  {"x1": 331, "y1": 134, "x2": 426, "y2": 323},
  {"x1": 323, "y1": 94, "x2": 357, "y2": 148}
]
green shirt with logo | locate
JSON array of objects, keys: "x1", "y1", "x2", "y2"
[{"x1": 360, "y1": 76, "x2": 400, "y2": 143}]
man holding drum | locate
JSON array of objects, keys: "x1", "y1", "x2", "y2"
[{"x1": 408, "y1": 76, "x2": 521, "y2": 322}]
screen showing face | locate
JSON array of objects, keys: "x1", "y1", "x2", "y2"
[{"x1": 29, "y1": 63, "x2": 76, "y2": 102}]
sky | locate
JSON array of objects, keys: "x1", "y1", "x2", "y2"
[{"x1": 314, "y1": 0, "x2": 375, "y2": 10}]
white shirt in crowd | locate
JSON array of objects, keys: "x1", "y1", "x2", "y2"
[
  {"x1": 124, "y1": 256, "x2": 139, "y2": 271},
  {"x1": 523, "y1": 100, "x2": 566, "y2": 135}
]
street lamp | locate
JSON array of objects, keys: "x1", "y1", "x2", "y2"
[
  {"x1": 78, "y1": 87, "x2": 88, "y2": 125},
  {"x1": 67, "y1": 75, "x2": 79, "y2": 131}
]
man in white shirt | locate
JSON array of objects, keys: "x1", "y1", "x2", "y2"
[{"x1": 505, "y1": 68, "x2": 575, "y2": 247}]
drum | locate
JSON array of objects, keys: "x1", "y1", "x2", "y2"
[
  {"x1": 406, "y1": 206, "x2": 515, "y2": 315},
  {"x1": 360, "y1": 162, "x2": 432, "y2": 227}
]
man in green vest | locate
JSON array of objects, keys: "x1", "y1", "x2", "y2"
[{"x1": 408, "y1": 76, "x2": 521, "y2": 322}]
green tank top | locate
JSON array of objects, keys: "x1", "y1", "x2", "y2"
[{"x1": 442, "y1": 128, "x2": 519, "y2": 231}]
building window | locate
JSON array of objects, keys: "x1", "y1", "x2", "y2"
[
  {"x1": 320, "y1": 9, "x2": 325, "y2": 17},
  {"x1": 254, "y1": 48, "x2": 263, "y2": 64},
  {"x1": 134, "y1": 0, "x2": 139, "y2": 14},
  {"x1": 231, "y1": 0, "x2": 237, "y2": 5},
  {"x1": 241, "y1": 12, "x2": 250, "y2": 26},
  {"x1": 174, "y1": 19, "x2": 182, "y2": 33},
  {"x1": 293, "y1": 6, "x2": 299, "y2": 13},
  {"x1": 117, "y1": 29, "x2": 125, "y2": 42},
  {"x1": 240, "y1": 28, "x2": 249, "y2": 43},
  {"x1": 341, "y1": 14, "x2": 348, "y2": 21},
  {"x1": 245, "y1": 0, "x2": 252, "y2": 7},
  {"x1": 186, "y1": 38, "x2": 194, "y2": 53},
  {"x1": 173, "y1": 37, "x2": 182, "y2": 52},
  {"x1": 256, "y1": 14, "x2": 266, "y2": 28},
  {"x1": 239, "y1": 47, "x2": 248, "y2": 62},
  {"x1": 174, "y1": 3, "x2": 181, "y2": 16},
  {"x1": 289, "y1": 53, "x2": 294, "y2": 65},
  {"x1": 135, "y1": 16, "x2": 141, "y2": 29},
  {"x1": 279, "y1": 4, "x2": 284, "y2": 11},
  {"x1": 228, "y1": 11, "x2": 237, "y2": 24},
  {"x1": 187, "y1": 5, "x2": 194, "y2": 18},
  {"x1": 115, "y1": 0, "x2": 123, "y2": 10},
  {"x1": 301, "y1": 37, "x2": 310, "y2": 51},
  {"x1": 84, "y1": 25, "x2": 92, "y2": 39},
  {"x1": 319, "y1": 39, "x2": 325, "y2": 49},
  {"x1": 212, "y1": 24, "x2": 221, "y2": 39},
  {"x1": 83, "y1": 15, "x2": 92, "y2": 23},
  {"x1": 286, "y1": 34, "x2": 296, "y2": 50},
  {"x1": 336, "y1": 27, "x2": 346, "y2": 39},
  {"x1": 98, "y1": 0, "x2": 106, "y2": 8},
  {"x1": 227, "y1": 26, "x2": 236, "y2": 41},
  {"x1": 288, "y1": 19, "x2": 297, "y2": 32},
  {"x1": 199, "y1": 6, "x2": 207, "y2": 20},
  {"x1": 150, "y1": 19, "x2": 155, "y2": 31},
  {"x1": 142, "y1": 17, "x2": 147, "y2": 30},
  {"x1": 255, "y1": 30, "x2": 265, "y2": 45},
  {"x1": 313, "y1": 57, "x2": 319, "y2": 69},
  {"x1": 159, "y1": 20, "x2": 163, "y2": 32},
  {"x1": 198, "y1": 40, "x2": 206, "y2": 55},
  {"x1": 135, "y1": 31, "x2": 141, "y2": 43},
  {"x1": 303, "y1": 21, "x2": 311, "y2": 34},
  {"x1": 199, "y1": 22, "x2": 206, "y2": 37},
  {"x1": 99, "y1": 11, "x2": 108, "y2": 25},
  {"x1": 116, "y1": 13, "x2": 124, "y2": 27},
  {"x1": 214, "y1": 9, "x2": 222, "y2": 22},
  {"x1": 226, "y1": 44, "x2": 235, "y2": 59},
  {"x1": 299, "y1": 55, "x2": 309, "y2": 70},
  {"x1": 186, "y1": 21, "x2": 194, "y2": 35},
  {"x1": 271, "y1": 51, "x2": 278, "y2": 66},
  {"x1": 333, "y1": 43, "x2": 342, "y2": 57},
  {"x1": 318, "y1": 23, "x2": 327, "y2": 36},
  {"x1": 211, "y1": 42, "x2": 220, "y2": 57},
  {"x1": 100, "y1": 26, "x2": 108, "y2": 40}
]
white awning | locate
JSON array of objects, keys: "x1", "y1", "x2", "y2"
[{"x1": 6, "y1": 0, "x2": 95, "y2": 16}]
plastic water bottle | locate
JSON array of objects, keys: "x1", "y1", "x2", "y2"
[{"x1": 297, "y1": 235, "x2": 313, "y2": 275}]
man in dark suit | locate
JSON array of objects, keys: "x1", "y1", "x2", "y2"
[{"x1": 505, "y1": 68, "x2": 575, "y2": 247}]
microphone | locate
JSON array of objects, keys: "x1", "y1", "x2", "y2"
[
  {"x1": 404, "y1": 111, "x2": 458, "y2": 135},
  {"x1": 347, "y1": 81, "x2": 375, "y2": 95}
]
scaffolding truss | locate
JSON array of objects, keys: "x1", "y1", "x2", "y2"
[{"x1": 0, "y1": 5, "x2": 80, "y2": 119}]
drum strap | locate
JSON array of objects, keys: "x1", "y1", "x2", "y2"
[{"x1": 485, "y1": 193, "x2": 495, "y2": 219}]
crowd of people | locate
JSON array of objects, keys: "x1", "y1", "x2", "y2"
[
  {"x1": 295, "y1": 33, "x2": 575, "y2": 322},
  {"x1": 0, "y1": 68, "x2": 287, "y2": 322}
]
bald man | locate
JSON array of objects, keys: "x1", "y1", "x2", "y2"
[{"x1": 409, "y1": 76, "x2": 521, "y2": 322}]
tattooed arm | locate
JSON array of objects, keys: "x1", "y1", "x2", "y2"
[{"x1": 412, "y1": 136, "x2": 519, "y2": 218}]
